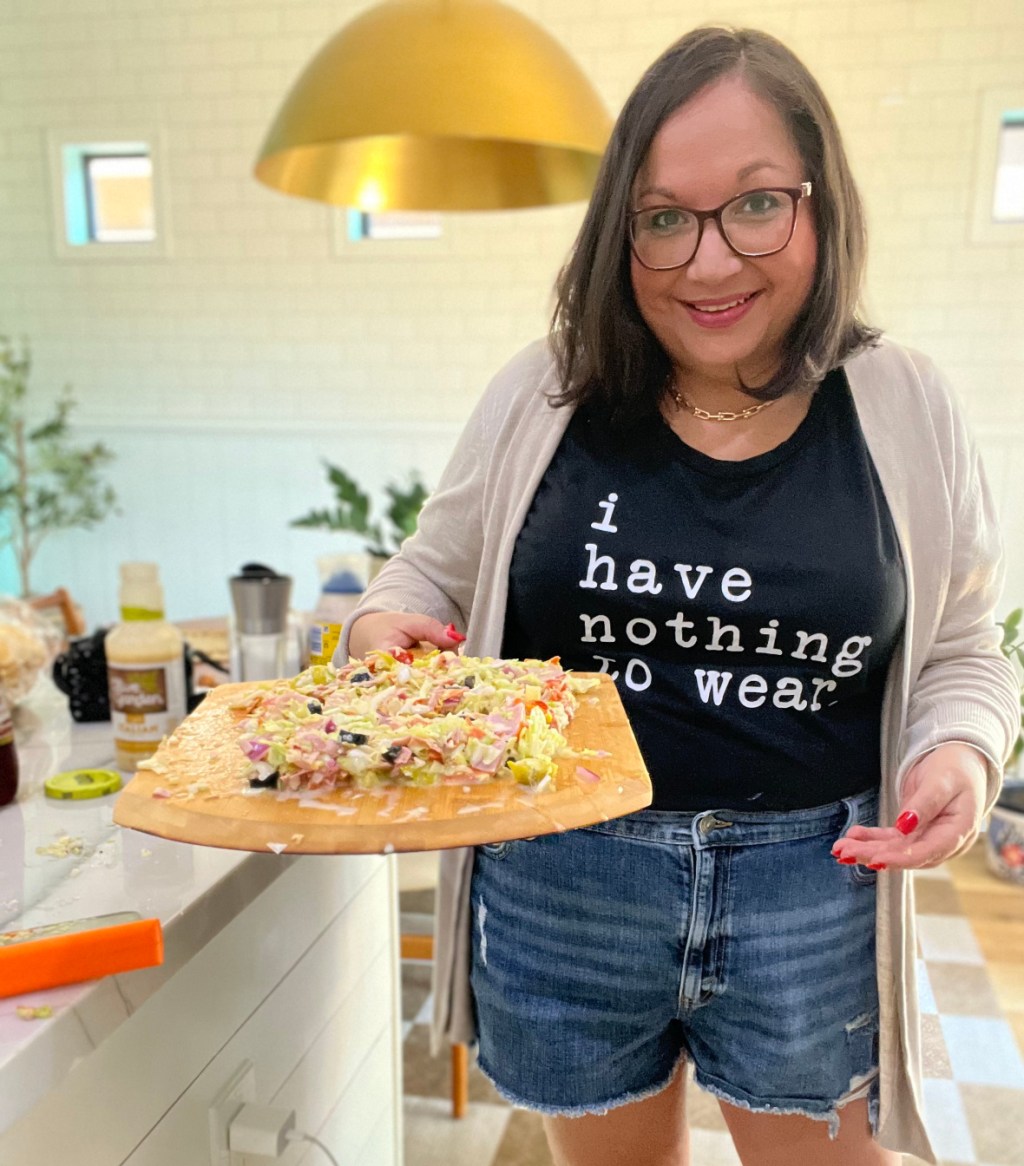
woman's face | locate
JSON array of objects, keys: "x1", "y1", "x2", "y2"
[{"x1": 629, "y1": 74, "x2": 817, "y2": 390}]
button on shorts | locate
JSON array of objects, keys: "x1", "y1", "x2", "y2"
[{"x1": 469, "y1": 787, "x2": 880, "y2": 1135}]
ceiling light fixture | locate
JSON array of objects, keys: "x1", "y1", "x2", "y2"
[{"x1": 254, "y1": 0, "x2": 612, "y2": 211}]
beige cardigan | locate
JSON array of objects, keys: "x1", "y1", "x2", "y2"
[{"x1": 340, "y1": 336, "x2": 1018, "y2": 1161}]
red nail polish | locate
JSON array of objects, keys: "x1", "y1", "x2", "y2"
[
  {"x1": 896, "y1": 811, "x2": 919, "y2": 836},
  {"x1": 443, "y1": 622, "x2": 466, "y2": 643},
  {"x1": 868, "y1": 863, "x2": 887, "y2": 871},
  {"x1": 837, "y1": 856, "x2": 857, "y2": 865}
]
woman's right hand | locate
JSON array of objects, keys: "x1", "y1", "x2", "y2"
[{"x1": 348, "y1": 611, "x2": 466, "y2": 660}]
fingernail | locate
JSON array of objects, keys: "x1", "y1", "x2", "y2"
[
  {"x1": 837, "y1": 856, "x2": 857, "y2": 865},
  {"x1": 444, "y1": 622, "x2": 466, "y2": 643},
  {"x1": 868, "y1": 863, "x2": 887, "y2": 871},
  {"x1": 896, "y1": 812, "x2": 919, "y2": 836}
]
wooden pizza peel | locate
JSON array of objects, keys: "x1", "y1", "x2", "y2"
[{"x1": 113, "y1": 672, "x2": 651, "y2": 855}]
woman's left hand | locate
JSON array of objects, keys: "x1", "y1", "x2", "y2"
[{"x1": 831, "y1": 743, "x2": 989, "y2": 871}]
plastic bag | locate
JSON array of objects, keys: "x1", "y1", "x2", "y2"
[{"x1": 0, "y1": 596, "x2": 62, "y2": 706}]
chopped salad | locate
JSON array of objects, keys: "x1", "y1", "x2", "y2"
[{"x1": 233, "y1": 649, "x2": 600, "y2": 794}]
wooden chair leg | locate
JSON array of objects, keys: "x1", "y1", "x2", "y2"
[
  {"x1": 451, "y1": 1041, "x2": 469, "y2": 1119},
  {"x1": 401, "y1": 930, "x2": 470, "y2": 1118},
  {"x1": 400, "y1": 933, "x2": 433, "y2": 961}
]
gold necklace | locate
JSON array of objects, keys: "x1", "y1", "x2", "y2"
[{"x1": 670, "y1": 387, "x2": 776, "y2": 423}]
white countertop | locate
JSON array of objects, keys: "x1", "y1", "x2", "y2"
[{"x1": 0, "y1": 686, "x2": 301, "y2": 1131}]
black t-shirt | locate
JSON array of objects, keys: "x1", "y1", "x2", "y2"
[{"x1": 502, "y1": 368, "x2": 906, "y2": 811}]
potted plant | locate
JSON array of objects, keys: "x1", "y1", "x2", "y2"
[
  {"x1": 0, "y1": 336, "x2": 117, "y2": 598},
  {"x1": 987, "y1": 608, "x2": 1024, "y2": 884},
  {"x1": 291, "y1": 463, "x2": 428, "y2": 580}
]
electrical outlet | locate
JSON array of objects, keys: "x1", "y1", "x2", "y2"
[{"x1": 208, "y1": 1060, "x2": 256, "y2": 1166}]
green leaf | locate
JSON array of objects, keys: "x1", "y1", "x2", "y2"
[
  {"x1": 384, "y1": 475, "x2": 428, "y2": 545},
  {"x1": 292, "y1": 464, "x2": 428, "y2": 555},
  {"x1": 324, "y1": 463, "x2": 369, "y2": 508},
  {"x1": 291, "y1": 508, "x2": 349, "y2": 531}
]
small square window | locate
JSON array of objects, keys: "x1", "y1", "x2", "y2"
[
  {"x1": 993, "y1": 116, "x2": 1024, "y2": 223},
  {"x1": 333, "y1": 208, "x2": 448, "y2": 258},
  {"x1": 348, "y1": 210, "x2": 443, "y2": 242},
  {"x1": 48, "y1": 131, "x2": 170, "y2": 260}
]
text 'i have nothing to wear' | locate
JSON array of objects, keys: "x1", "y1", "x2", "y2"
[{"x1": 502, "y1": 368, "x2": 906, "y2": 812}]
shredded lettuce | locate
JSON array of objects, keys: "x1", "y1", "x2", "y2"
[{"x1": 237, "y1": 649, "x2": 593, "y2": 793}]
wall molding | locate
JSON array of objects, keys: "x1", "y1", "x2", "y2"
[
  {"x1": 72, "y1": 419, "x2": 1024, "y2": 440},
  {"x1": 75, "y1": 417, "x2": 466, "y2": 437}
]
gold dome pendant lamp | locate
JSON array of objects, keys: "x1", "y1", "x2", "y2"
[{"x1": 253, "y1": 0, "x2": 612, "y2": 211}]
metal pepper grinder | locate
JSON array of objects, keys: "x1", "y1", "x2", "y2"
[{"x1": 229, "y1": 564, "x2": 293, "y2": 682}]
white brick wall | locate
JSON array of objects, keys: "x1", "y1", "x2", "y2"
[{"x1": 0, "y1": 0, "x2": 1022, "y2": 623}]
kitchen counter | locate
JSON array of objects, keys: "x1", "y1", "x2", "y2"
[{"x1": 0, "y1": 686, "x2": 402, "y2": 1165}]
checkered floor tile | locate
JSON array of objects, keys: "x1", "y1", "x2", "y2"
[{"x1": 400, "y1": 840, "x2": 1024, "y2": 1166}]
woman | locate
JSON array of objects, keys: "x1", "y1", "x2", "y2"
[{"x1": 344, "y1": 26, "x2": 1018, "y2": 1166}]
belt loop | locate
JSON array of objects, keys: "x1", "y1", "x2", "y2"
[
  {"x1": 840, "y1": 796, "x2": 858, "y2": 834},
  {"x1": 692, "y1": 811, "x2": 734, "y2": 847}
]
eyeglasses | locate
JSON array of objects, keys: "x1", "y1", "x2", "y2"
[{"x1": 628, "y1": 182, "x2": 813, "y2": 271}]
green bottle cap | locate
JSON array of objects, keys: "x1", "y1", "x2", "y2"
[{"x1": 44, "y1": 769, "x2": 123, "y2": 800}]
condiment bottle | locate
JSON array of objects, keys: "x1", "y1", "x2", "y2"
[
  {"x1": 308, "y1": 623, "x2": 342, "y2": 667},
  {"x1": 0, "y1": 694, "x2": 18, "y2": 806},
  {"x1": 105, "y1": 563, "x2": 186, "y2": 772}
]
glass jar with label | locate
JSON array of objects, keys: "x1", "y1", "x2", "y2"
[{"x1": 0, "y1": 694, "x2": 18, "y2": 806}]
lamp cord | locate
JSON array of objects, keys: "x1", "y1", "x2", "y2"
[{"x1": 285, "y1": 1128, "x2": 342, "y2": 1165}]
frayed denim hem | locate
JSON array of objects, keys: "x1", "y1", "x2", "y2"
[
  {"x1": 695, "y1": 1068, "x2": 881, "y2": 1142},
  {"x1": 473, "y1": 1051, "x2": 687, "y2": 1118}
]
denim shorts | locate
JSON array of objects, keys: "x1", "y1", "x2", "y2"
[{"x1": 469, "y1": 786, "x2": 880, "y2": 1137}]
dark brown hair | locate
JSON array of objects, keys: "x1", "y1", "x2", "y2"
[{"x1": 550, "y1": 26, "x2": 878, "y2": 423}]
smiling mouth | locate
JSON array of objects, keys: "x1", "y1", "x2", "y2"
[{"x1": 684, "y1": 291, "x2": 760, "y2": 313}]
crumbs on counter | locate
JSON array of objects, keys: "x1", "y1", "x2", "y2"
[
  {"x1": 35, "y1": 835, "x2": 86, "y2": 859},
  {"x1": 16, "y1": 1005, "x2": 53, "y2": 1021}
]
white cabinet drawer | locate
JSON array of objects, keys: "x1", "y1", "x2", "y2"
[{"x1": 0, "y1": 855, "x2": 400, "y2": 1166}]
